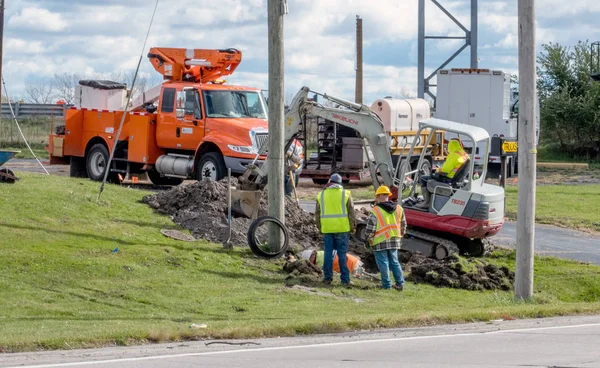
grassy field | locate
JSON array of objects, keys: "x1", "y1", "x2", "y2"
[
  {"x1": 0, "y1": 172, "x2": 600, "y2": 352},
  {"x1": 505, "y1": 184, "x2": 600, "y2": 232}
]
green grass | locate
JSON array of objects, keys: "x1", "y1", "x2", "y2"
[
  {"x1": 1, "y1": 173, "x2": 600, "y2": 352},
  {"x1": 538, "y1": 143, "x2": 600, "y2": 169},
  {"x1": 0, "y1": 143, "x2": 49, "y2": 159},
  {"x1": 505, "y1": 184, "x2": 600, "y2": 232}
]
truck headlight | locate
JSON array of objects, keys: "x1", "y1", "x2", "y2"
[{"x1": 228, "y1": 145, "x2": 258, "y2": 154}]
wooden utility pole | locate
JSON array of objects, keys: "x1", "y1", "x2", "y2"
[
  {"x1": 515, "y1": 0, "x2": 537, "y2": 300},
  {"x1": 355, "y1": 15, "x2": 363, "y2": 104},
  {"x1": 267, "y1": 0, "x2": 285, "y2": 249}
]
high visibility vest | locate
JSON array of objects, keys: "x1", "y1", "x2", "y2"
[
  {"x1": 440, "y1": 151, "x2": 469, "y2": 178},
  {"x1": 369, "y1": 205, "x2": 404, "y2": 246},
  {"x1": 316, "y1": 188, "x2": 351, "y2": 233},
  {"x1": 315, "y1": 250, "x2": 361, "y2": 273}
]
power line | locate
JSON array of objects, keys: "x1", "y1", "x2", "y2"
[{"x1": 98, "y1": 0, "x2": 160, "y2": 200}]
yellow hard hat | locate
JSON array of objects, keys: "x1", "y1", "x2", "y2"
[{"x1": 375, "y1": 185, "x2": 392, "y2": 196}]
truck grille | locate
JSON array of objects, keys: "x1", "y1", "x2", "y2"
[{"x1": 255, "y1": 133, "x2": 268, "y2": 152}]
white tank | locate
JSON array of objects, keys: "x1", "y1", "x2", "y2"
[{"x1": 370, "y1": 98, "x2": 431, "y2": 133}]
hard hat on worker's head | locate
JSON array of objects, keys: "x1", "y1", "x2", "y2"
[
  {"x1": 301, "y1": 250, "x2": 314, "y2": 261},
  {"x1": 375, "y1": 185, "x2": 392, "y2": 196},
  {"x1": 329, "y1": 173, "x2": 343, "y2": 184}
]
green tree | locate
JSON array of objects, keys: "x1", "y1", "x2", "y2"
[{"x1": 537, "y1": 40, "x2": 600, "y2": 159}]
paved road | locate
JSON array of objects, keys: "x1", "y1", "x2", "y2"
[
  {"x1": 2, "y1": 315, "x2": 600, "y2": 368},
  {"x1": 300, "y1": 200, "x2": 600, "y2": 265}
]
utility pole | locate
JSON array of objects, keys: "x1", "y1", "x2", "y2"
[
  {"x1": 267, "y1": 0, "x2": 285, "y2": 250},
  {"x1": 515, "y1": 0, "x2": 536, "y2": 300},
  {"x1": 355, "y1": 15, "x2": 363, "y2": 104},
  {"x1": 417, "y1": 0, "x2": 425, "y2": 98}
]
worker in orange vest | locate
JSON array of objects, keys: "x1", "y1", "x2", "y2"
[
  {"x1": 365, "y1": 185, "x2": 406, "y2": 290},
  {"x1": 301, "y1": 249, "x2": 363, "y2": 276}
]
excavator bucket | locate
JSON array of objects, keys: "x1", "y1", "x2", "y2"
[{"x1": 230, "y1": 188, "x2": 262, "y2": 219}]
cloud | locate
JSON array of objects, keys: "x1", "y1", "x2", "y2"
[
  {"x1": 2, "y1": 0, "x2": 600, "y2": 104},
  {"x1": 8, "y1": 7, "x2": 67, "y2": 32}
]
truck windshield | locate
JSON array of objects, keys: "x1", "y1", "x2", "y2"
[{"x1": 203, "y1": 90, "x2": 267, "y2": 119}]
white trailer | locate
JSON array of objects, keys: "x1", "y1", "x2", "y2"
[{"x1": 434, "y1": 68, "x2": 536, "y2": 176}]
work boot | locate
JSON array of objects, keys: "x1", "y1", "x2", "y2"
[
  {"x1": 416, "y1": 190, "x2": 431, "y2": 209},
  {"x1": 342, "y1": 281, "x2": 354, "y2": 289},
  {"x1": 393, "y1": 284, "x2": 404, "y2": 291}
]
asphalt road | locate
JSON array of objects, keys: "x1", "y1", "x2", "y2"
[
  {"x1": 2, "y1": 315, "x2": 600, "y2": 368},
  {"x1": 300, "y1": 200, "x2": 600, "y2": 265}
]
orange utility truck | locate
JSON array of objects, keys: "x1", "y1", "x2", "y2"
[{"x1": 48, "y1": 47, "x2": 270, "y2": 185}]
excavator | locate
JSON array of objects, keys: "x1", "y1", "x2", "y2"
[{"x1": 235, "y1": 86, "x2": 505, "y2": 259}]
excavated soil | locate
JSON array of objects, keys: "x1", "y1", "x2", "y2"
[
  {"x1": 143, "y1": 179, "x2": 513, "y2": 292},
  {"x1": 142, "y1": 179, "x2": 323, "y2": 249},
  {"x1": 403, "y1": 252, "x2": 515, "y2": 291}
]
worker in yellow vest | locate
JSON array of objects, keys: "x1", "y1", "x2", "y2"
[
  {"x1": 365, "y1": 185, "x2": 407, "y2": 290},
  {"x1": 315, "y1": 173, "x2": 356, "y2": 286},
  {"x1": 417, "y1": 139, "x2": 470, "y2": 209}
]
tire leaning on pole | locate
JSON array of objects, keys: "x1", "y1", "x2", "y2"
[{"x1": 247, "y1": 216, "x2": 290, "y2": 258}]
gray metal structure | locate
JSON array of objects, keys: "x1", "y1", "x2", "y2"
[
  {"x1": 418, "y1": 0, "x2": 478, "y2": 102},
  {"x1": 1, "y1": 103, "x2": 67, "y2": 118}
]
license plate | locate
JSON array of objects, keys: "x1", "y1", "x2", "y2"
[{"x1": 502, "y1": 141, "x2": 518, "y2": 153}]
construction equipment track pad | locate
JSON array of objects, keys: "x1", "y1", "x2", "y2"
[{"x1": 160, "y1": 229, "x2": 196, "y2": 242}]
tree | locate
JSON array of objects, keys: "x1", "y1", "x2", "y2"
[
  {"x1": 537, "y1": 40, "x2": 600, "y2": 159},
  {"x1": 24, "y1": 79, "x2": 55, "y2": 104},
  {"x1": 53, "y1": 73, "x2": 82, "y2": 104}
]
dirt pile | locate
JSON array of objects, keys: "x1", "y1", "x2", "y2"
[
  {"x1": 142, "y1": 179, "x2": 323, "y2": 249},
  {"x1": 404, "y1": 252, "x2": 514, "y2": 291}
]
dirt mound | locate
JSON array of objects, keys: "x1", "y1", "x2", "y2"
[
  {"x1": 142, "y1": 179, "x2": 323, "y2": 249},
  {"x1": 404, "y1": 252, "x2": 514, "y2": 291}
]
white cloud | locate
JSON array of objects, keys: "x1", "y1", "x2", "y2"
[
  {"x1": 8, "y1": 7, "x2": 67, "y2": 32},
  {"x1": 2, "y1": 0, "x2": 600, "y2": 104}
]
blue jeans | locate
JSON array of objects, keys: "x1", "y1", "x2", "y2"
[
  {"x1": 374, "y1": 249, "x2": 405, "y2": 289},
  {"x1": 323, "y1": 233, "x2": 350, "y2": 284}
]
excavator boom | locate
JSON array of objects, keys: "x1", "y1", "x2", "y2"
[{"x1": 147, "y1": 47, "x2": 242, "y2": 83}]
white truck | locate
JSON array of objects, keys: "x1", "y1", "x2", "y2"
[{"x1": 435, "y1": 68, "x2": 540, "y2": 176}]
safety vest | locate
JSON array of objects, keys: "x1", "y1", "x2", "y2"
[
  {"x1": 316, "y1": 188, "x2": 351, "y2": 233},
  {"x1": 369, "y1": 205, "x2": 404, "y2": 246},
  {"x1": 315, "y1": 250, "x2": 360, "y2": 273},
  {"x1": 441, "y1": 151, "x2": 470, "y2": 178}
]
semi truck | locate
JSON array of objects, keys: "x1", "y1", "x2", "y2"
[
  {"x1": 48, "y1": 47, "x2": 273, "y2": 185},
  {"x1": 435, "y1": 68, "x2": 540, "y2": 177}
]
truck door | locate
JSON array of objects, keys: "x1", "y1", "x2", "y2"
[{"x1": 174, "y1": 88, "x2": 205, "y2": 150}]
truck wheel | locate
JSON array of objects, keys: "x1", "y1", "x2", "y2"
[
  {"x1": 196, "y1": 152, "x2": 226, "y2": 181},
  {"x1": 147, "y1": 169, "x2": 184, "y2": 186},
  {"x1": 70, "y1": 157, "x2": 87, "y2": 178},
  {"x1": 86, "y1": 144, "x2": 110, "y2": 181}
]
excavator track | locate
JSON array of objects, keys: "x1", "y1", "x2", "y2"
[{"x1": 403, "y1": 228, "x2": 461, "y2": 260}]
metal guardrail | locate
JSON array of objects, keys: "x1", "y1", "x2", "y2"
[{"x1": 1, "y1": 103, "x2": 68, "y2": 118}]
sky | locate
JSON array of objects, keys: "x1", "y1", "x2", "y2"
[{"x1": 2, "y1": 0, "x2": 600, "y2": 105}]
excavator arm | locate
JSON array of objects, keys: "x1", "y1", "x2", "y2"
[
  {"x1": 147, "y1": 47, "x2": 242, "y2": 83},
  {"x1": 238, "y1": 86, "x2": 397, "y2": 190}
]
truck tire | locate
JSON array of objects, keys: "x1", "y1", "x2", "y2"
[
  {"x1": 86, "y1": 144, "x2": 110, "y2": 181},
  {"x1": 312, "y1": 178, "x2": 328, "y2": 185},
  {"x1": 196, "y1": 152, "x2": 226, "y2": 181},
  {"x1": 147, "y1": 169, "x2": 184, "y2": 186},
  {"x1": 70, "y1": 157, "x2": 87, "y2": 178}
]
